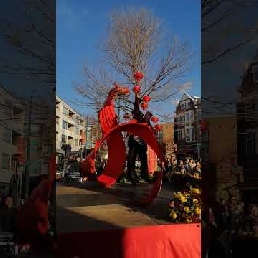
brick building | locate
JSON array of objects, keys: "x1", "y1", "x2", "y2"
[
  {"x1": 174, "y1": 92, "x2": 201, "y2": 160},
  {"x1": 237, "y1": 54, "x2": 258, "y2": 204}
]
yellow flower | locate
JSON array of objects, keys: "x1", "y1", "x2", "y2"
[
  {"x1": 170, "y1": 211, "x2": 177, "y2": 220},
  {"x1": 193, "y1": 199, "x2": 198, "y2": 204},
  {"x1": 194, "y1": 207, "x2": 201, "y2": 215},
  {"x1": 180, "y1": 196, "x2": 187, "y2": 203},
  {"x1": 186, "y1": 218, "x2": 192, "y2": 223},
  {"x1": 184, "y1": 206, "x2": 190, "y2": 213},
  {"x1": 191, "y1": 188, "x2": 201, "y2": 195}
]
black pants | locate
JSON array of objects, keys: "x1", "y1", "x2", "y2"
[{"x1": 127, "y1": 144, "x2": 148, "y2": 181}]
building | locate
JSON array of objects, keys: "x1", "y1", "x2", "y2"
[
  {"x1": 56, "y1": 96, "x2": 86, "y2": 161},
  {"x1": 204, "y1": 116, "x2": 239, "y2": 200},
  {"x1": 159, "y1": 123, "x2": 176, "y2": 158},
  {"x1": 237, "y1": 53, "x2": 258, "y2": 204},
  {"x1": 174, "y1": 93, "x2": 201, "y2": 160},
  {"x1": 0, "y1": 86, "x2": 25, "y2": 184}
]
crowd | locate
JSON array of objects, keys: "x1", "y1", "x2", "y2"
[
  {"x1": 163, "y1": 157, "x2": 201, "y2": 175},
  {"x1": 204, "y1": 195, "x2": 258, "y2": 256}
]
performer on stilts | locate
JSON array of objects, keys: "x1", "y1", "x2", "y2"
[{"x1": 127, "y1": 92, "x2": 153, "y2": 185}]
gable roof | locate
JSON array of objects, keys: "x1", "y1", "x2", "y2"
[{"x1": 180, "y1": 92, "x2": 193, "y2": 102}]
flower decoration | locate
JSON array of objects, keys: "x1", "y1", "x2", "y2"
[
  {"x1": 133, "y1": 71, "x2": 144, "y2": 81},
  {"x1": 133, "y1": 85, "x2": 141, "y2": 93},
  {"x1": 168, "y1": 185, "x2": 201, "y2": 223},
  {"x1": 154, "y1": 124, "x2": 162, "y2": 131},
  {"x1": 151, "y1": 116, "x2": 159, "y2": 123}
]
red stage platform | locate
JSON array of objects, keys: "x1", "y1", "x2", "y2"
[{"x1": 57, "y1": 223, "x2": 201, "y2": 258}]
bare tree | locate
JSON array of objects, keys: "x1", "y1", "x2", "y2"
[
  {"x1": 76, "y1": 8, "x2": 192, "y2": 113},
  {"x1": 0, "y1": 0, "x2": 55, "y2": 85}
]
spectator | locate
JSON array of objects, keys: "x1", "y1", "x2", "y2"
[{"x1": 0, "y1": 195, "x2": 17, "y2": 233}]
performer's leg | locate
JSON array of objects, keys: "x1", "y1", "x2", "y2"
[
  {"x1": 127, "y1": 146, "x2": 137, "y2": 184},
  {"x1": 139, "y1": 146, "x2": 148, "y2": 181}
]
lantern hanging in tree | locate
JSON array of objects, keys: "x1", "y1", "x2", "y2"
[
  {"x1": 143, "y1": 95, "x2": 151, "y2": 102},
  {"x1": 140, "y1": 101, "x2": 148, "y2": 110},
  {"x1": 200, "y1": 120, "x2": 208, "y2": 131},
  {"x1": 133, "y1": 71, "x2": 144, "y2": 81},
  {"x1": 151, "y1": 116, "x2": 159, "y2": 123},
  {"x1": 133, "y1": 85, "x2": 141, "y2": 93},
  {"x1": 154, "y1": 124, "x2": 162, "y2": 131},
  {"x1": 123, "y1": 87, "x2": 130, "y2": 94}
]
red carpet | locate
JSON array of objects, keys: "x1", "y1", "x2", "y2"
[{"x1": 57, "y1": 223, "x2": 201, "y2": 258}]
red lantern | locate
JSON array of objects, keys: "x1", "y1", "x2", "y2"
[
  {"x1": 143, "y1": 95, "x2": 151, "y2": 102},
  {"x1": 133, "y1": 71, "x2": 144, "y2": 81},
  {"x1": 151, "y1": 116, "x2": 159, "y2": 123},
  {"x1": 133, "y1": 85, "x2": 141, "y2": 93},
  {"x1": 140, "y1": 101, "x2": 148, "y2": 110},
  {"x1": 154, "y1": 124, "x2": 162, "y2": 131},
  {"x1": 200, "y1": 120, "x2": 208, "y2": 131},
  {"x1": 124, "y1": 87, "x2": 130, "y2": 94}
]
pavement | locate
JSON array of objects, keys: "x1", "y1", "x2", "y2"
[{"x1": 56, "y1": 181, "x2": 175, "y2": 233}]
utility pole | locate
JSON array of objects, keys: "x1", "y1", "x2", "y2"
[{"x1": 24, "y1": 95, "x2": 33, "y2": 201}]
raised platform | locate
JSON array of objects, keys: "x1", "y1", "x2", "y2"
[{"x1": 56, "y1": 181, "x2": 172, "y2": 232}]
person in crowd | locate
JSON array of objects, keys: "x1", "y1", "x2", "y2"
[
  {"x1": 164, "y1": 158, "x2": 171, "y2": 174},
  {"x1": 184, "y1": 158, "x2": 191, "y2": 173},
  {"x1": 0, "y1": 195, "x2": 16, "y2": 233},
  {"x1": 178, "y1": 160, "x2": 186, "y2": 174}
]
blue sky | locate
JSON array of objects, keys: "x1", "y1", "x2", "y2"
[{"x1": 57, "y1": 0, "x2": 201, "y2": 116}]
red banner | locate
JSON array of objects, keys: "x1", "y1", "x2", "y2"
[{"x1": 57, "y1": 224, "x2": 201, "y2": 258}]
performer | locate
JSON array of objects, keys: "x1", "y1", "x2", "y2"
[{"x1": 127, "y1": 93, "x2": 153, "y2": 185}]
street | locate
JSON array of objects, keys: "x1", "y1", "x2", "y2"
[{"x1": 56, "y1": 181, "x2": 174, "y2": 233}]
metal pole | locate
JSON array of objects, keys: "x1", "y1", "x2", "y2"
[
  {"x1": 85, "y1": 115, "x2": 89, "y2": 155},
  {"x1": 24, "y1": 95, "x2": 33, "y2": 201}
]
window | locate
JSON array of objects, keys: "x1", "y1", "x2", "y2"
[
  {"x1": 56, "y1": 118, "x2": 60, "y2": 125},
  {"x1": 181, "y1": 129, "x2": 185, "y2": 139},
  {"x1": 245, "y1": 131, "x2": 256, "y2": 154},
  {"x1": 191, "y1": 128, "x2": 196, "y2": 142},
  {"x1": 62, "y1": 120, "x2": 68, "y2": 130},
  {"x1": 189, "y1": 111, "x2": 194, "y2": 122},
  {"x1": 197, "y1": 109, "x2": 201, "y2": 121},
  {"x1": 186, "y1": 128, "x2": 190, "y2": 142},
  {"x1": 61, "y1": 134, "x2": 66, "y2": 143},
  {"x1": 177, "y1": 130, "x2": 181, "y2": 140},
  {"x1": 4, "y1": 99, "x2": 12, "y2": 117},
  {"x1": 63, "y1": 106, "x2": 69, "y2": 116},
  {"x1": 75, "y1": 139, "x2": 79, "y2": 146},
  {"x1": 2, "y1": 153, "x2": 10, "y2": 170},
  {"x1": 185, "y1": 113, "x2": 189, "y2": 123},
  {"x1": 245, "y1": 101, "x2": 255, "y2": 121},
  {"x1": 2, "y1": 126, "x2": 11, "y2": 143},
  {"x1": 75, "y1": 127, "x2": 80, "y2": 134},
  {"x1": 254, "y1": 70, "x2": 258, "y2": 83}
]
